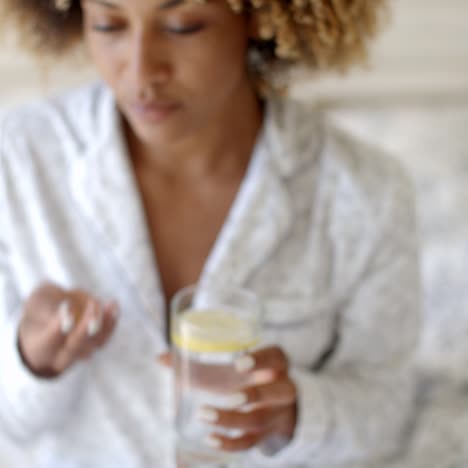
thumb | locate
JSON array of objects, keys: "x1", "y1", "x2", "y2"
[
  {"x1": 157, "y1": 352, "x2": 173, "y2": 367},
  {"x1": 18, "y1": 300, "x2": 70, "y2": 376}
]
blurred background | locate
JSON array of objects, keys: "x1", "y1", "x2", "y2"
[
  {"x1": 2, "y1": 0, "x2": 467, "y2": 105},
  {"x1": 1, "y1": 0, "x2": 467, "y2": 466}
]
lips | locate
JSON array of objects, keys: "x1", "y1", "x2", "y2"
[{"x1": 129, "y1": 100, "x2": 181, "y2": 123}]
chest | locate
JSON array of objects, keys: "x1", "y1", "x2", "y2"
[
  {"x1": 10, "y1": 163, "x2": 347, "y2": 369},
  {"x1": 135, "y1": 172, "x2": 242, "y2": 302}
]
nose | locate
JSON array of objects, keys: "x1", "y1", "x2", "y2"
[{"x1": 127, "y1": 29, "x2": 172, "y2": 95}]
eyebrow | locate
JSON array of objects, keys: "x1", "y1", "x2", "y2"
[
  {"x1": 85, "y1": 0, "x2": 185, "y2": 10},
  {"x1": 85, "y1": 0, "x2": 118, "y2": 8},
  {"x1": 158, "y1": 0, "x2": 184, "y2": 9}
]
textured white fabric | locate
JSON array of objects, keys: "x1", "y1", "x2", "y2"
[
  {"x1": 323, "y1": 106, "x2": 468, "y2": 468},
  {"x1": 0, "y1": 83, "x2": 420, "y2": 468}
]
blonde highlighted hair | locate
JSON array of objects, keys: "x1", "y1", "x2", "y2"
[{"x1": 2, "y1": 0, "x2": 389, "y2": 91}]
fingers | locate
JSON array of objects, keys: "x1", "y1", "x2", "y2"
[
  {"x1": 201, "y1": 346, "x2": 296, "y2": 453},
  {"x1": 200, "y1": 399, "x2": 296, "y2": 452},
  {"x1": 206, "y1": 431, "x2": 264, "y2": 452},
  {"x1": 52, "y1": 299, "x2": 98, "y2": 372},
  {"x1": 19, "y1": 282, "x2": 121, "y2": 377},
  {"x1": 52, "y1": 299, "x2": 118, "y2": 372},
  {"x1": 197, "y1": 377, "x2": 296, "y2": 430},
  {"x1": 20, "y1": 282, "x2": 67, "y2": 328},
  {"x1": 34, "y1": 301, "x2": 72, "y2": 355},
  {"x1": 76, "y1": 301, "x2": 119, "y2": 360},
  {"x1": 158, "y1": 352, "x2": 173, "y2": 367},
  {"x1": 239, "y1": 379, "x2": 297, "y2": 407},
  {"x1": 235, "y1": 346, "x2": 289, "y2": 377},
  {"x1": 205, "y1": 408, "x2": 295, "y2": 452},
  {"x1": 18, "y1": 301, "x2": 69, "y2": 373},
  {"x1": 93, "y1": 301, "x2": 119, "y2": 347},
  {"x1": 199, "y1": 406, "x2": 278, "y2": 432}
]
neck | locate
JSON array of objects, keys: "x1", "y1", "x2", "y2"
[{"x1": 126, "y1": 80, "x2": 264, "y2": 180}]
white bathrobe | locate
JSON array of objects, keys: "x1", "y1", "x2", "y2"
[{"x1": 0, "y1": 83, "x2": 420, "y2": 468}]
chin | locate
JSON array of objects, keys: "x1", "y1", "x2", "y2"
[{"x1": 134, "y1": 119, "x2": 190, "y2": 147}]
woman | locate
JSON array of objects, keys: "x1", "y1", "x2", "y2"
[{"x1": 0, "y1": 0, "x2": 420, "y2": 467}]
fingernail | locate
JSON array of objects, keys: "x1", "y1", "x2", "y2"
[
  {"x1": 205, "y1": 436, "x2": 221, "y2": 449},
  {"x1": 223, "y1": 392, "x2": 248, "y2": 408},
  {"x1": 87, "y1": 302, "x2": 102, "y2": 337},
  {"x1": 87, "y1": 319, "x2": 101, "y2": 337},
  {"x1": 235, "y1": 355, "x2": 255, "y2": 373},
  {"x1": 252, "y1": 369, "x2": 276, "y2": 385},
  {"x1": 197, "y1": 408, "x2": 218, "y2": 423},
  {"x1": 58, "y1": 300, "x2": 74, "y2": 335}
]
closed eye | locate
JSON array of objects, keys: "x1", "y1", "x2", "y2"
[
  {"x1": 92, "y1": 24, "x2": 124, "y2": 33},
  {"x1": 91, "y1": 23, "x2": 205, "y2": 35},
  {"x1": 165, "y1": 24, "x2": 205, "y2": 35}
]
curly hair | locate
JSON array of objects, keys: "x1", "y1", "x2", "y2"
[{"x1": 2, "y1": 0, "x2": 389, "y2": 89}]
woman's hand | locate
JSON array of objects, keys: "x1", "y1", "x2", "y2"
[
  {"x1": 18, "y1": 282, "x2": 119, "y2": 378},
  {"x1": 160, "y1": 346, "x2": 298, "y2": 452}
]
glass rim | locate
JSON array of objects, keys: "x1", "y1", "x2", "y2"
[{"x1": 170, "y1": 282, "x2": 262, "y2": 316}]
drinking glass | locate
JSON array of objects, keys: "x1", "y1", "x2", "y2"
[{"x1": 171, "y1": 283, "x2": 263, "y2": 467}]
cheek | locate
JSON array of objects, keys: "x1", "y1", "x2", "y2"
[
  {"x1": 179, "y1": 33, "x2": 249, "y2": 93},
  {"x1": 85, "y1": 35, "x2": 124, "y2": 89}
]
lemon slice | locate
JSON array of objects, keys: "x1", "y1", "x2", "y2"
[{"x1": 172, "y1": 309, "x2": 259, "y2": 353}]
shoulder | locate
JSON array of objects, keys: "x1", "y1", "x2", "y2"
[
  {"x1": 0, "y1": 81, "x2": 112, "y2": 167},
  {"x1": 268, "y1": 97, "x2": 415, "y2": 217},
  {"x1": 319, "y1": 120, "x2": 416, "y2": 222}
]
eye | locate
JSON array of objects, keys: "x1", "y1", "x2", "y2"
[
  {"x1": 165, "y1": 24, "x2": 205, "y2": 35},
  {"x1": 91, "y1": 24, "x2": 125, "y2": 33}
]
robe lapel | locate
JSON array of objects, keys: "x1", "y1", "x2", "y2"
[
  {"x1": 200, "y1": 98, "x2": 322, "y2": 289},
  {"x1": 68, "y1": 96, "x2": 166, "y2": 332},
  {"x1": 200, "y1": 112, "x2": 294, "y2": 288},
  {"x1": 67, "y1": 90, "x2": 320, "y2": 333}
]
